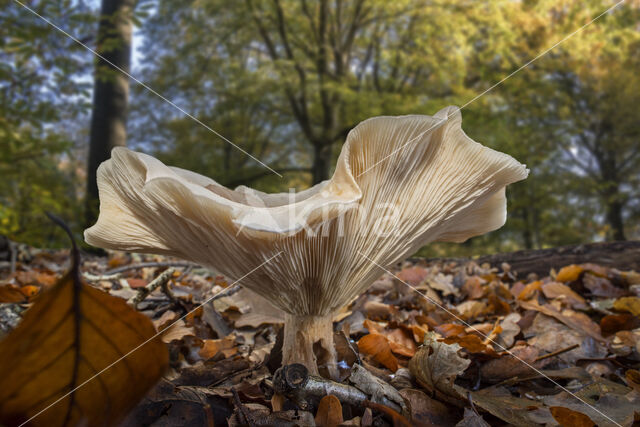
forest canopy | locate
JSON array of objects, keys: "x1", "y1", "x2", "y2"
[{"x1": 1, "y1": 0, "x2": 639, "y2": 254}]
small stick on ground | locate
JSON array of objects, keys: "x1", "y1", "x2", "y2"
[
  {"x1": 130, "y1": 268, "x2": 176, "y2": 307},
  {"x1": 83, "y1": 272, "x2": 122, "y2": 282},
  {"x1": 105, "y1": 261, "x2": 199, "y2": 275},
  {"x1": 535, "y1": 344, "x2": 579, "y2": 362}
]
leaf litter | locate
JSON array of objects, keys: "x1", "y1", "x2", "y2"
[{"x1": 1, "y1": 242, "x2": 640, "y2": 426}]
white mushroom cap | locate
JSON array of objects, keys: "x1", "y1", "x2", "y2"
[{"x1": 85, "y1": 106, "x2": 528, "y2": 315}]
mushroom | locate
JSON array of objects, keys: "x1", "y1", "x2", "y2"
[{"x1": 85, "y1": 106, "x2": 528, "y2": 376}]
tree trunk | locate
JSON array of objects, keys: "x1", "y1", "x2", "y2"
[
  {"x1": 605, "y1": 188, "x2": 626, "y2": 241},
  {"x1": 311, "y1": 143, "x2": 333, "y2": 184},
  {"x1": 85, "y1": 0, "x2": 136, "y2": 227}
]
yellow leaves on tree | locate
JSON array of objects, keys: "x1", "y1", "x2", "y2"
[{"x1": 0, "y1": 219, "x2": 168, "y2": 427}]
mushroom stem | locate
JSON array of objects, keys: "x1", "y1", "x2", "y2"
[{"x1": 282, "y1": 313, "x2": 338, "y2": 379}]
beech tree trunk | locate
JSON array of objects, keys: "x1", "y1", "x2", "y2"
[{"x1": 85, "y1": 0, "x2": 136, "y2": 227}]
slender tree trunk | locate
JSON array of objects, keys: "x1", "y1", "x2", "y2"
[
  {"x1": 605, "y1": 187, "x2": 626, "y2": 241},
  {"x1": 85, "y1": 0, "x2": 136, "y2": 227},
  {"x1": 312, "y1": 143, "x2": 333, "y2": 184}
]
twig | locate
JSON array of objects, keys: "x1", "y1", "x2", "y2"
[
  {"x1": 209, "y1": 284, "x2": 242, "y2": 301},
  {"x1": 105, "y1": 261, "x2": 199, "y2": 275},
  {"x1": 272, "y1": 364, "x2": 402, "y2": 413},
  {"x1": 130, "y1": 268, "x2": 176, "y2": 307},
  {"x1": 83, "y1": 272, "x2": 122, "y2": 282},
  {"x1": 231, "y1": 388, "x2": 255, "y2": 427},
  {"x1": 534, "y1": 344, "x2": 579, "y2": 362}
]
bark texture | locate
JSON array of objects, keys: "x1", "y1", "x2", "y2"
[{"x1": 85, "y1": 0, "x2": 136, "y2": 227}]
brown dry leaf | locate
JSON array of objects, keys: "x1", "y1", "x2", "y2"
[
  {"x1": 549, "y1": 407, "x2": 595, "y2": 427},
  {"x1": 364, "y1": 300, "x2": 394, "y2": 320},
  {"x1": 613, "y1": 296, "x2": 640, "y2": 316},
  {"x1": 315, "y1": 395, "x2": 343, "y2": 427},
  {"x1": 0, "y1": 283, "x2": 27, "y2": 303},
  {"x1": 396, "y1": 266, "x2": 429, "y2": 287},
  {"x1": 358, "y1": 333, "x2": 398, "y2": 371},
  {"x1": 153, "y1": 310, "x2": 178, "y2": 331},
  {"x1": 127, "y1": 278, "x2": 147, "y2": 289},
  {"x1": 517, "y1": 280, "x2": 542, "y2": 300},
  {"x1": 583, "y1": 273, "x2": 627, "y2": 298},
  {"x1": 435, "y1": 323, "x2": 466, "y2": 338},
  {"x1": 542, "y1": 282, "x2": 586, "y2": 307},
  {"x1": 428, "y1": 273, "x2": 459, "y2": 297},
  {"x1": 479, "y1": 345, "x2": 539, "y2": 381},
  {"x1": 399, "y1": 389, "x2": 458, "y2": 426},
  {"x1": 199, "y1": 336, "x2": 237, "y2": 359},
  {"x1": 20, "y1": 285, "x2": 40, "y2": 300},
  {"x1": 0, "y1": 254, "x2": 168, "y2": 427},
  {"x1": 443, "y1": 334, "x2": 496, "y2": 355},
  {"x1": 462, "y1": 276, "x2": 486, "y2": 300},
  {"x1": 556, "y1": 265, "x2": 584, "y2": 282},
  {"x1": 456, "y1": 407, "x2": 490, "y2": 427},
  {"x1": 385, "y1": 328, "x2": 416, "y2": 357},
  {"x1": 161, "y1": 319, "x2": 196, "y2": 343},
  {"x1": 409, "y1": 332, "x2": 470, "y2": 402},
  {"x1": 363, "y1": 318, "x2": 385, "y2": 334},
  {"x1": 455, "y1": 300, "x2": 487, "y2": 321},
  {"x1": 600, "y1": 314, "x2": 640, "y2": 336},
  {"x1": 519, "y1": 299, "x2": 604, "y2": 342},
  {"x1": 471, "y1": 386, "x2": 554, "y2": 426},
  {"x1": 625, "y1": 369, "x2": 640, "y2": 393}
]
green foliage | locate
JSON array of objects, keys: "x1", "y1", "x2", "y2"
[{"x1": 0, "y1": 0, "x2": 94, "y2": 246}]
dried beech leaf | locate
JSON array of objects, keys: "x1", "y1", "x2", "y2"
[
  {"x1": 315, "y1": 394, "x2": 343, "y2": 427},
  {"x1": 550, "y1": 406, "x2": 595, "y2": 427},
  {"x1": 556, "y1": 265, "x2": 584, "y2": 282},
  {"x1": 613, "y1": 296, "x2": 640, "y2": 316},
  {"x1": 409, "y1": 332, "x2": 470, "y2": 401},
  {"x1": 357, "y1": 333, "x2": 398, "y2": 372},
  {"x1": 0, "y1": 252, "x2": 168, "y2": 426},
  {"x1": 456, "y1": 407, "x2": 490, "y2": 427}
]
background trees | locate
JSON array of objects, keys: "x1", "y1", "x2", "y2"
[{"x1": 1, "y1": 0, "x2": 638, "y2": 252}]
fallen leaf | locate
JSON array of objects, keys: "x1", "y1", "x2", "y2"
[
  {"x1": 0, "y1": 283, "x2": 27, "y2": 303},
  {"x1": 549, "y1": 407, "x2": 595, "y2": 427},
  {"x1": 479, "y1": 345, "x2": 539, "y2": 381},
  {"x1": 455, "y1": 300, "x2": 487, "y2": 320},
  {"x1": 625, "y1": 369, "x2": 640, "y2": 393},
  {"x1": 542, "y1": 282, "x2": 586, "y2": 307},
  {"x1": 127, "y1": 278, "x2": 147, "y2": 289},
  {"x1": 428, "y1": 273, "x2": 459, "y2": 297},
  {"x1": 399, "y1": 389, "x2": 458, "y2": 426},
  {"x1": 456, "y1": 407, "x2": 490, "y2": 427},
  {"x1": 384, "y1": 328, "x2": 417, "y2": 357},
  {"x1": 519, "y1": 299, "x2": 604, "y2": 342},
  {"x1": 396, "y1": 266, "x2": 429, "y2": 287},
  {"x1": 435, "y1": 323, "x2": 466, "y2": 338},
  {"x1": 556, "y1": 265, "x2": 584, "y2": 282},
  {"x1": 444, "y1": 334, "x2": 496, "y2": 355},
  {"x1": 409, "y1": 332, "x2": 470, "y2": 402},
  {"x1": 199, "y1": 336, "x2": 237, "y2": 359},
  {"x1": 471, "y1": 386, "x2": 554, "y2": 426},
  {"x1": 161, "y1": 319, "x2": 196, "y2": 343},
  {"x1": 462, "y1": 276, "x2": 486, "y2": 300},
  {"x1": 517, "y1": 280, "x2": 542, "y2": 300},
  {"x1": 358, "y1": 334, "x2": 398, "y2": 371},
  {"x1": 613, "y1": 296, "x2": 640, "y2": 316},
  {"x1": 600, "y1": 314, "x2": 640, "y2": 336},
  {"x1": 583, "y1": 273, "x2": 627, "y2": 298},
  {"x1": 315, "y1": 394, "x2": 343, "y2": 427},
  {"x1": 0, "y1": 245, "x2": 168, "y2": 427}
]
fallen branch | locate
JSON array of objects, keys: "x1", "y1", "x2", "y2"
[
  {"x1": 105, "y1": 261, "x2": 199, "y2": 275},
  {"x1": 130, "y1": 268, "x2": 176, "y2": 307},
  {"x1": 83, "y1": 272, "x2": 122, "y2": 282},
  {"x1": 272, "y1": 364, "x2": 403, "y2": 413}
]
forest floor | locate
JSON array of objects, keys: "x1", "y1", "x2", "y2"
[{"x1": 1, "y1": 244, "x2": 640, "y2": 426}]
